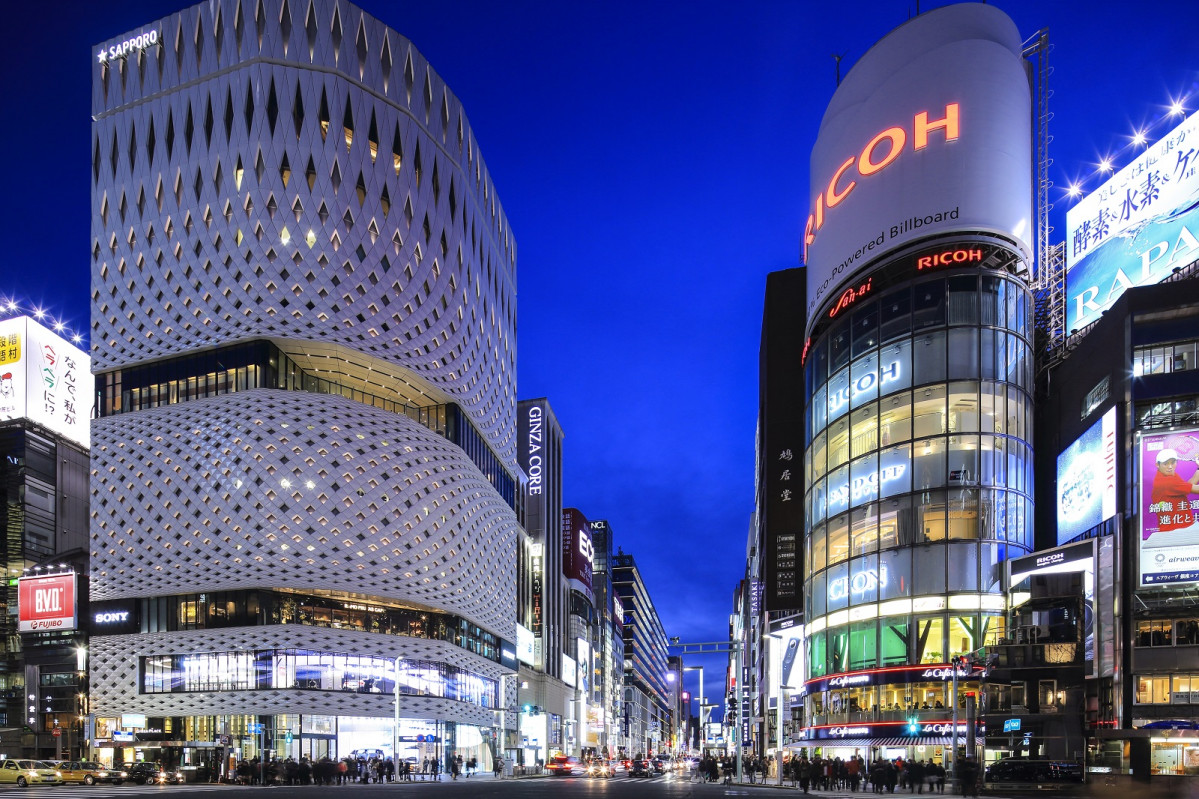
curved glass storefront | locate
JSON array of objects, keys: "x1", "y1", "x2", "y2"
[{"x1": 802, "y1": 253, "x2": 1033, "y2": 679}]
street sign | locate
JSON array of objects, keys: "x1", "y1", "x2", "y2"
[
  {"x1": 248, "y1": 723, "x2": 264, "y2": 734},
  {"x1": 52, "y1": 729, "x2": 61, "y2": 737}
]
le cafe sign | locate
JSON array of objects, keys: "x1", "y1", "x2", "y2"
[
  {"x1": 820, "y1": 722, "x2": 970, "y2": 740},
  {"x1": 812, "y1": 665, "x2": 976, "y2": 693}
]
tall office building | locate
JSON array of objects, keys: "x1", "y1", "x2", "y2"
[
  {"x1": 89, "y1": 0, "x2": 520, "y2": 773},
  {"x1": 794, "y1": 4, "x2": 1036, "y2": 762},
  {"x1": 0, "y1": 313, "x2": 93, "y2": 760},
  {"x1": 612, "y1": 549, "x2": 671, "y2": 756}
]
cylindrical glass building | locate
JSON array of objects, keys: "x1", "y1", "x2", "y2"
[{"x1": 793, "y1": 3, "x2": 1036, "y2": 764}]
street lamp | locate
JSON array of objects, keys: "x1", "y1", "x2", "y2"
[{"x1": 393, "y1": 657, "x2": 404, "y2": 766}]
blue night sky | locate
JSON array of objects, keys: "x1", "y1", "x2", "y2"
[{"x1": 2, "y1": 0, "x2": 1196, "y2": 698}]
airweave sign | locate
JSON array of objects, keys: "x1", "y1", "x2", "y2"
[{"x1": 17, "y1": 573, "x2": 77, "y2": 633}]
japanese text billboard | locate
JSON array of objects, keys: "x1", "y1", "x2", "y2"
[
  {"x1": 0, "y1": 316, "x2": 92, "y2": 448},
  {"x1": 804, "y1": 4, "x2": 1032, "y2": 325},
  {"x1": 1056, "y1": 407, "x2": 1118, "y2": 544},
  {"x1": 18, "y1": 573, "x2": 77, "y2": 632},
  {"x1": 1066, "y1": 110, "x2": 1199, "y2": 333},
  {"x1": 1140, "y1": 427, "x2": 1199, "y2": 586}
]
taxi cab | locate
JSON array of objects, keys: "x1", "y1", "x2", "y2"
[
  {"x1": 57, "y1": 761, "x2": 127, "y2": 785},
  {"x1": 0, "y1": 760, "x2": 63, "y2": 786},
  {"x1": 546, "y1": 755, "x2": 585, "y2": 776}
]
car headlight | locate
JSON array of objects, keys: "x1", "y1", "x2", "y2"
[
  {"x1": 55, "y1": 772, "x2": 62, "y2": 778},
  {"x1": 119, "y1": 771, "x2": 128, "y2": 777}
]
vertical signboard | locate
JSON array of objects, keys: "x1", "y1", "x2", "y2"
[
  {"x1": 18, "y1": 573, "x2": 78, "y2": 632},
  {"x1": 1140, "y1": 427, "x2": 1199, "y2": 586},
  {"x1": 1065, "y1": 110, "x2": 1199, "y2": 333},
  {"x1": 1008, "y1": 541, "x2": 1095, "y2": 673},
  {"x1": 1056, "y1": 407, "x2": 1118, "y2": 544},
  {"x1": 518, "y1": 401, "x2": 548, "y2": 540},
  {"x1": 0, "y1": 316, "x2": 92, "y2": 448},
  {"x1": 762, "y1": 269, "x2": 806, "y2": 612},
  {"x1": 561, "y1": 509, "x2": 594, "y2": 597}
]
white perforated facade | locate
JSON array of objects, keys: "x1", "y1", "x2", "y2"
[{"x1": 89, "y1": 0, "x2": 519, "y2": 757}]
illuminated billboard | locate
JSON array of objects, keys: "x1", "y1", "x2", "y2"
[
  {"x1": 0, "y1": 316, "x2": 92, "y2": 448},
  {"x1": 1009, "y1": 540, "x2": 1095, "y2": 671},
  {"x1": 1065, "y1": 110, "x2": 1199, "y2": 333},
  {"x1": 1056, "y1": 407, "x2": 1118, "y2": 544},
  {"x1": 1140, "y1": 427, "x2": 1199, "y2": 586},
  {"x1": 561, "y1": 508, "x2": 594, "y2": 596},
  {"x1": 804, "y1": 3, "x2": 1033, "y2": 324},
  {"x1": 18, "y1": 573, "x2": 77, "y2": 633}
]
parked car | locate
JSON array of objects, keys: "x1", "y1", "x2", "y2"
[
  {"x1": 0, "y1": 760, "x2": 63, "y2": 786},
  {"x1": 120, "y1": 762, "x2": 184, "y2": 785},
  {"x1": 57, "y1": 761, "x2": 126, "y2": 785},
  {"x1": 546, "y1": 755, "x2": 585, "y2": 776}
]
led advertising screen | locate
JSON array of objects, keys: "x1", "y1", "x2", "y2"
[
  {"x1": 17, "y1": 573, "x2": 77, "y2": 633},
  {"x1": 1056, "y1": 407, "x2": 1118, "y2": 544},
  {"x1": 0, "y1": 316, "x2": 92, "y2": 448},
  {"x1": 1141, "y1": 427, "x2": 1199, "y2": 586},
  {"x1": 1065, "y1": 110, "x2": 1199, "y2": 333},
  {"x1": 1009, "y1": 540, "x2": 1094, "y2": 672},
  {"x1": 803, "y1": 4, "x2": 1033, "y2": 325}
]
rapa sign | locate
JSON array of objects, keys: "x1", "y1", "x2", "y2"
[{"x1": 17, "y1": 573, "x2": 77, "y2": 633}]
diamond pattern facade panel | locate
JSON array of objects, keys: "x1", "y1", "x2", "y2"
[
  {"x1": 91, "y1": 0, "x2": 517, "y2": 462},
  {"x1": 91, "y1": 626, "x2": 505, "y2": 727},
  {"x1": 91, "y1": 389, "x2": 517, "y2": 634},
  {"x1": 89, "y1": 0, "x2": 520, "y2": 729}
]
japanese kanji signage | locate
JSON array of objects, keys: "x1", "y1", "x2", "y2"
[
  {"x1": 0, "y1": 316, "x2": 91, "y2": 448},
  {"x1": 1066, "y1": 110, "x2": 1199, "y2": 333}
]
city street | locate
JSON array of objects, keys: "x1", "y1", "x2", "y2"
[{"x1": 0, "y1": 774, "x2": 953, "y2": 798}]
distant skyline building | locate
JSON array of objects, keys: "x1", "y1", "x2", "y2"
[
  {"x1": 612, "y1": 548, "x2": 671, "y2": 755},
  {"x1": 89, "y1": 0, "x2": 519, "y2": 772}
]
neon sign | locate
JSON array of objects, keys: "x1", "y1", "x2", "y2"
[
  {"x1": 828, "y1": 278, "x2": 874, "y2": 319},
  {"x1": 916, "y1": 247, "x2": 984, "y2": 270},
  {"x1": 98, "y1": 30, "x2": 160, "y2": 64},
  {"x1": 805, "y1": 104, "x2": 960, "y2": 262}
]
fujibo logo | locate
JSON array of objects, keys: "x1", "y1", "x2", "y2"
[{"x1": 98, "y1": 31, "x2": 160, "y2": 64}]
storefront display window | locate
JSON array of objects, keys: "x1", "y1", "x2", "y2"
[
  {"x1": 851, "y1": 503, "x2": 879, "y2": 556},
  {"x1": 882, "y1": 617, "x2": 909, "y2": 665},
  {"x1": 849, "y1": 621, "x2": 877, "y2": 671},
  {"x1": 917, "y1": 617, "x2": 945, "y2": 663}
]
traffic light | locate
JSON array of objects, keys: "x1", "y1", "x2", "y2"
[
  {"x1": 726, "y1": 696, "x2": 737, "y2": 722},
  {"x1": 907, "y1": 717, "x2": 919, "y2": 734},
  {"x1": 522, "y1": 703, "x2": 533, "y2": 714}
]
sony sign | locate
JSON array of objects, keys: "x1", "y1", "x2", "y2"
[{"x1": 804, "y1": 3, "x2": 1032, "y2": 326}]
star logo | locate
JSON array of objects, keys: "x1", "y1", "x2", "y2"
[{"x1": 98, "y1": 50, "x2": 108, "y2": 64}]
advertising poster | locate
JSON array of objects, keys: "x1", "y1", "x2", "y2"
[
  {"x1": 1056, "y1": 408, "x2": 1118, "y2": 544},
  {"x1": 17, "y1": 573, "x2": 77, "y2": 632},
  {"x1": 1065, "y1": 110, "x2": 1199, "y2": 333},
  {"x1": 0, "y1": 316, "x2": 92, "y2": 448},
  {"x1": 1140, "y1": 427, "x2": 1199, "y2": 586}
]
